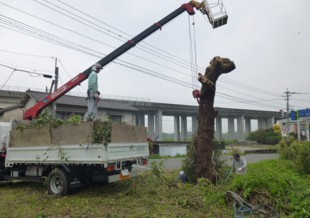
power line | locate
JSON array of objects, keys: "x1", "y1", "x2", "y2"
[
  {"x1": 283, "y1": 88, "x2": 310, "y2": 113},
  {"x1": 0, "y1": 63, "x2": 52, "y2": 90},
  {"x1": 0, "y1": 49, "x2": 53, "y2": 59},
  {"x1": 0, "y1": 63, "x2": 53, "y2": 78},
  {"x1": 34, "y1": 0, "x2": 197, "y2": 72},
  {"x1": 0, "y1": 15, "x2": 282, "y2": 110},
  {"x1": 54, "y1": 0, "x2": 197, "y2": 71},
  {"x1": 1, "y1": 1, "x2": 193, "y2": 78},
  {"x1": 0, "y1": 5, "x2": 288, "y2": 110},
  {"x1": 1, "y1": 0, "x2": 283, "y2": 104}
]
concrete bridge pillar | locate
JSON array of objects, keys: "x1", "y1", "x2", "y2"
[
  {"x1": 180, "y1": 115, "x2": 187, "y2": 140},
  {"x1": 267, "y1": 117, "x2": 275, "y2": 128},
  {"x1": 245, "y1": 118, "x2": 251, "y2": 138},
  {"x1": 174, "y1": 115, "x2": 180, "y2": 141},
  {"x1": 155, "y1": 110, "x2": 163, "y2": 140},
  {"x1": 237, "y1": 115, "x2": 245, "y2": 141},
  {"x1": 228, "y1": 117, "x2": 235, "y2": 139},
  {"x1": 258, "y1": 118, "x2": 267, "y2": 129},
  {"x1": 147, "y1": 113, "x2": 155, "y2": 139},
  {"x1": 136, "y1": 113, "x2": 145, "y2": 127},
  {"x1": 215, "y1": 117, "x2": 223, "y2": 140}
]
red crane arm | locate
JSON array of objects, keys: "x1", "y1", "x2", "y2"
[{"x1": 24, "y1": 73, "x2": 87, "y2": 120}]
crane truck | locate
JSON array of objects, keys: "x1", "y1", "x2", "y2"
[{"x1": 0, "y1": 1, "x2": 228, "y2": 195}]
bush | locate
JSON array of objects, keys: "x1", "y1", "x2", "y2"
[
  {"x1": 182, "y1": 137, "x2": 227, "y2": 183},
  {"x1": 279, "y1": 139, "x2": 310, "y2": 174},
  {"x1": 230, "y1": 160, "x2": 310, "y2": 217},
  {"x1": 182, "y1": 135, "x2": 197, "y2": 183},
  {"x1": 246, "y1": 128, "x2": 281, "y2": 145}
]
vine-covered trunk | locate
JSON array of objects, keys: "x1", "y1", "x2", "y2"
[{"x1": 194, "y1": 56, "x2": 235, "y2": 182}]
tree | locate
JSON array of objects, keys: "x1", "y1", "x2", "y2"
[{"x1": 194, "y1": 56, "x2": 235, "y2": 182}]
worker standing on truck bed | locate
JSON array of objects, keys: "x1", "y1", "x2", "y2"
[{"x1": 84, "y1": 63, "x2": 102, "y2": 121}]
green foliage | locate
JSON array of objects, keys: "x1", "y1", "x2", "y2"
[
  {"x1": 222, "y1": 139, "x2": 238, "y2": 145},
  {"x1": 44, "y1": 144, "x2": 70, "y2": 161},
  {"x1": 246, "y1": 131, "x2": 257, "y2": 141},
  {"x1": 181, "y1": 137, "x2": 226, "y2": 184},
  {"x1": 150, "y1": 161, "x2": 165, "y2": 181},
  {"x1": 91, "y1": 119, "x2": 112, "y2": 145},
  {"x1": 246, "y1": 128, "x2": 281, "y2": 145},
  {"x1": 213, "y1": 140, "x2": 230, "y2": 183},
  {"x1": 0, "y1": 160, "x2": 309, "y2": 217},
  {"x1": 181, "y1": 135, "x2": 198, "y2": 183},
  {"x1": 16, "y1": 112, "x2": 83, "y2": 130},
  {"x1": 230, "y1": 159, "x2": 310, "y2": 217},
  {"x1": 279, "y1": 139, "x2": 310, "y2": 174},
  {"x1": 197, "y1": 178, "x2": 227, "y2": 205}
]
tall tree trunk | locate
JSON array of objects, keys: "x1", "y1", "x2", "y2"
[{"x1": 194, "y1": 56, "x2": 235, "y2": 182}]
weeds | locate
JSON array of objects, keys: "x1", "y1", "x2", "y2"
[
  {"x1": 230, "y1": 159, "x2": 310, "y2": 217},
  {"x1": 279, "y1": 139, "x2": 310, "y2": 174},
  {"x1": 16, "y1": 112, "x2": 83, "y2": 130},
  {"x1": 0, "y1": 159, "x2": 308, "y2": 217},
  {"x1": 91, "y1": 118, "x2": 112, "y2": 145}
]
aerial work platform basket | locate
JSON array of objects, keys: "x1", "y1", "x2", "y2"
[{"x1": 200, "y1": 0, "x2": 228, "y2": 28}]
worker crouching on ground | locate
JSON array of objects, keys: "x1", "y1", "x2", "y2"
[
  {"x1": 84, "y1": 63, "x2": 102, "y2": 121},
  {"x1": 233, "y1": 153, "x2": 247, "y2": 174}
]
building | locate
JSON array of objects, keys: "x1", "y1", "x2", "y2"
[{"x1": 0, "y1": 90, "x2": 138, "y2": 124}]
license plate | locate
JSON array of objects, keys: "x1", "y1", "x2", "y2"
[
  {"x1": 121, "y1": 169, "x2": 129, "y2": 176},
  {"x1": 120, "y1": 169, "x2": 130, "y2": 180}
]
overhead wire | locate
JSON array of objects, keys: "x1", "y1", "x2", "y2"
[
  {"x1": 55, "y1": 0, "x2": 198, "y2": 70},
  {"x1": 0, "y1": 49, "x2": 52, "y2": 59},
  {"x1": 191, "y1": 16, "x2": 200, "y2": 90},
  {"x1": 0, "y1": 63, "x2": 53, "y2": 90},
  {"x1": 57, "y1": 59, "x2": 84, "y2": 96},
  {"x1": 31, "y1": 0, "x2": 282, "y2": 101},
  {"x1": 45, "y1": 0, "x2": 282, "y2": 103},
  {"x1": 0, "y1": 15, "x2": 280, "y2": 110},
  {"x1": 219, "y1": 77, "x2": 280, "y2": 97},
  {"x1": 1, "y1": 1, "x2": 192, "y2": 78},
  {"x1": 0, "y1": 2, "x2": 285, "y2": 109},
  {"x1": 35, "y1": 0, "x2": 189, "y2": 69},
  {"x1": 0, "y1": 15, "x2": 193, "y2": 88},
  {"x1": 0, "y1": 69, "x2": 15, "y2": 90}
]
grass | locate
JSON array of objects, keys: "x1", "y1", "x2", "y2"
[
  {"x1": 0, "y1": 175, "x2": 231, "y2": 218},
  {"x1": 148, "y1": 153, "x2": 186, "y2": 159},
  {"x1": 0, "y1": 159, "x2": 309, "y2": 218}
]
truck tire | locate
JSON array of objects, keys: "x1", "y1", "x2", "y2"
[
  {"x1": 47, "y1": 169, "x2": 69, "y2": 196},
  {"x1": 0, "y1": 169, "x2": 4, "y2": 181}
]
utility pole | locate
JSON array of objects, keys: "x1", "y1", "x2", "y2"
[
  {"x1": 283, "y1": 88, "x2": 301, "y2": 137},
  {"x1": 283, "y1": 88, "x2": 301, "y2": 116},
  {"x1": 52, "y1": 58, "x2": 59, "y2": 117}
]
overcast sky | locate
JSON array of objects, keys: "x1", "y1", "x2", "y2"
[{"x1": 1, "y1": 0, "x2": 309, "y2": 114}]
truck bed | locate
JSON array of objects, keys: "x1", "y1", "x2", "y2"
[
  {"x1": 4, "y1": 120, "x2": 149, "y2": 167},
  {"x1": 5, "y1": 142, "x2": 148, "y2": 167}
]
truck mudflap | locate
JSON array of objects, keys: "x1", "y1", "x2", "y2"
[{"x1": 107, "y1": 169, "x2": 139, "y2": 183}]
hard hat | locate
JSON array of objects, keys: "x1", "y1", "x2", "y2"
[{"x1": 92, "y1": 63, "x2": 103, "y2": 71}]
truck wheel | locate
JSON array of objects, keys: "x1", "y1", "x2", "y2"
[
  {"x1": 0, "y1": 169, "x2": 4, "y2": 181},
  {"x1": 47, "y1": 169, "x2": 69, "y2": 196}
]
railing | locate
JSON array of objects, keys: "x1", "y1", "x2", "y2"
[{"x1": 0, "y1": 85, "x2": 151, "y2": 104}]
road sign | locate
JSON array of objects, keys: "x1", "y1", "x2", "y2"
[
  {"x1": 299, "y1": 109, "x2": 310, "y2": 118},
  {"x1": 290, "y1": 109, "x2": 310, "y2": 120},
  {"x1": 290, "y1": 111, "x2": 297, "y2": 120}
]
